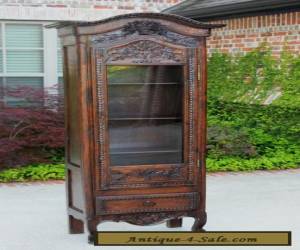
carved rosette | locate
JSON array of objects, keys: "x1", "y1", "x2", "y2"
[{"x1": 105, "y1": 40, "x2": 184, "y2": 64}]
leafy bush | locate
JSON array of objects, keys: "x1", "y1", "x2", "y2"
[
  {"x1": 206, "y1": 44, "x2": 300, "y2": 171},
  {"x1": 207, "y1": 153, "x2": 300, "y2": 172},
  {"x1": 206, "y1": 100, "x2": 299, "y2": 171},
  {"x1": 0, "y1": 85, "x2": 64, "y2": 169},
  {"x1": 207, "y1": 125, "x2": 257, "y2": 158},
  {"x1": 208, "y1": 44, "x2": 300, "y2": 107},
  {"x1": 0, "y1": 163, "x2": 65, "y2": 182}
]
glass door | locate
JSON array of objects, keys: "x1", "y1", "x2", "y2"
[{"x1": 107, "y1": 65, "x2": 184, "y2": 166}]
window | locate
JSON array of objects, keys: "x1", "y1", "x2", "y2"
[
  {"x1": 57, "y1": 37, "x2": 64, "y2": 96},
  {"x1": 0, "y1": 22, "x2": 65, "y2": 107},
  {"x1": 0, "y1": 23, "x2": 44, "y2": 107},
  {"x1": 6, "y1": 24, "x2": 44, "y2": 73},
  {"x1": 57, "y1": 38, "x2": 63, "y2": 75},
  {"x1": 4, "y1": 77, "x2": 43, "y2": 107}
]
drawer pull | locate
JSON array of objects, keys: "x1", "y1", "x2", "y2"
[{"x1": 142, "y1": 200, "x2": 156, "y2": 207}]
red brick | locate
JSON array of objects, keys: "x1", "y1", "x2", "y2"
[
  {"x1": 220, "y1": 49, "x2": 229, "y2": 53},
  {"x1": 271, "y1": 41, "x2": 284, "y2": 46},
  {"x1": 117, "y1": 5, "x2": 135, "y2": 10},
  {"x1": 285, "y1": 45, "x2": 295, "y2": 50},
  {"x1": 222, "y1": 39, "x2": 231, "y2": 43},
  {"x1": 268, "y1": 36, "x2": 282, "y2": 42},
  {"x1": 261, "y1": 32, "x2": 272, "y2": 37},
  {"x1": 289, "y1": 41, "x2": 300, "y2": 45},
  {"x1": 46, "y1": 4, "x2": 66, "y2": 8},
  {"x1": 224, "y1": 35, "x2": 234, "y2": 39},
  {"x1": 272, "y1": 14, "x2": 277, "y2": 26},
  {"x1": 205, "y1": 11, "x2": 300, "y2": 56},
  {"x1": 276, "y1": 15, "x2": 280, "y2": 26},
  {"x1": 272, "y1": 46, "x2": 282, "y2": 50},
  {"x1": 232, "y1": 39, "x2": 242, "y2": 43},
  {"x1": 209, "y1": 40, "x2": 219, "y2": 45},
  {"x1": 293, "y1": 12, "x2": 297, "y2": 24},
  {"x1": 94, "y1": 5, "x2": 113, "y2": 9},
  {"x1": 287, "y1": 12, "x2": 292, "y2": 25},
  {"x1": 257, "y1": 16, "x2": 262, "y2": 27},
  {"x1": 286, "y1": 35, "x2": 298, "y2": 41},
  {"x1": 273, "y1": 32, "x2": 288, "y2": 36}
]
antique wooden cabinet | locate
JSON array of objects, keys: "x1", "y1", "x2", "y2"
[{"x1": 55, "y1": 13, "x2": 221, "y2": 242}]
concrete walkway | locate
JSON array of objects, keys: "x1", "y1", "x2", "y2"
[{"x1": 0, "y1": 169, "x2": 299, "y2": 250}]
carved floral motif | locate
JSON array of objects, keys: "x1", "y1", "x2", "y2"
[
  {"x1": 106, "y1": 40, "x2": 183, "y2": 64},
  {"x1": 123, "y1": 21, "x2": 167, "y2": 36},
  {"x1": 115, "y1": 212, "x2": 187, "y2": 226},
  {"x1": 111, "y1": 166, "x2": 183, "y2": 182},
  {"x1": 90, "y1": 21, "x2": 198, "y2": 47}
]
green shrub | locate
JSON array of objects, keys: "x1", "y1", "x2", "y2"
[
  {"x1": 0, "y1": 163, "x2": 65, "y2": 182},
  {"x1": 207, "y1": 125, "x2": 257, "y2": 158},
  {"x1": 207, "y1": 152, "x2": 300, "y2": 172},
  {"x1": 208, "y1": 44, "x2": 300, "y2": 107},
  {"x1": 206, "y1": 44, "x2": 300, "y2": 172},
  {"x1": 207, "y1": 100, "x2": 300, "y2": 170}
]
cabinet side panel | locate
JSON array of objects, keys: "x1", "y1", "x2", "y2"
[
  {"x1": 68, "y1": 168, "x2": 84, "y2": 211},
  {"x1": 64, "y1": 44, "x2": 84, "y2": 213},
  {"x1": 66, "y1": 46, "x2": 81, "y2": 167}
]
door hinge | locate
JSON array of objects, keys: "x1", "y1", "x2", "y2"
[{"x1": 197, "y1": 159, "x2": 200, "y2": 168}]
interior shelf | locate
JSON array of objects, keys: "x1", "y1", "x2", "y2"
[
  {"x1": 109, "y1": 117, "x2": 181, "y2": 121},
  {"x1": 110, "y1": 149, "x2": 181, "y2": 155},
  {"x1": 109, "y1": 82, "x2": 181, "y2": 85}
]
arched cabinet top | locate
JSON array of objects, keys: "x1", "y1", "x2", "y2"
[{"x1": 51, "y1": 12, "x2": 224, "y2": 40}]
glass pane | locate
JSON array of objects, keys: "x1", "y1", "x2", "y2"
[
  {"x1": 57, "y1": 49, "x2": 63, "y2": 74},
  {"x1": 57, "y1": 37, "x2": 63, "y2": 74},
  {"x1": 0, "y1": 25, "x2": 2, "y2": 47},
  {"x1": 6, "y1": 76, "x2": 43, "y2": 88},
  {"x1": 58, "y1": 76, "x2": 64, "y2": 96},
  {"x1": 0, "y1": 50, "x2": 3, "y2": 72},
  {"x1": 6, "y1": 50, "x2": 43, "y2": 73},
  {"x1": 0, "y1": 77, "x2": 3, "y2": 103},
  {"x1": 107, "y1": 65, "x2": 184, "y2": 166},
  {"x1": 5, "y1": 24, "x2": 43, "y2": 48},
  {"x1": 4, "y1": 77, "x2": 43, "y2": 107}
]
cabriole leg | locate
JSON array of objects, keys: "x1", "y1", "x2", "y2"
[
  {"x1": 191, "y1": 211, "x2": 207, "y2": 232},
  {"x1": 87, "y1": 219, "x2": 98, "y2": 244}
]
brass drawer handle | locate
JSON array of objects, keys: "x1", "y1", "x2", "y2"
[{"x1": 142, "y1": 200, "x2": 156, "y2": 207}]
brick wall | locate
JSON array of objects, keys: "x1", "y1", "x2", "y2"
[
  {"x1": 207, "y1": 11, "x2": 300, "y2": 56},
  {"x1": 0, "y1": 0, "x2": 182, "y2": 21}
]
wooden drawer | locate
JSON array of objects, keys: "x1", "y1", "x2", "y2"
[{"x1": 96, "y1": 192, "x2": 198, "y2": 215}]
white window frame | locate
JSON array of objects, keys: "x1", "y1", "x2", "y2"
[{"x1": 0, "y1": 21, "x2": 60, "y2": 89}]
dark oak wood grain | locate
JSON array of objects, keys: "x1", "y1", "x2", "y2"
[{"x1": 56, "y1": 13, "x2": 217, "y2": 243}]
